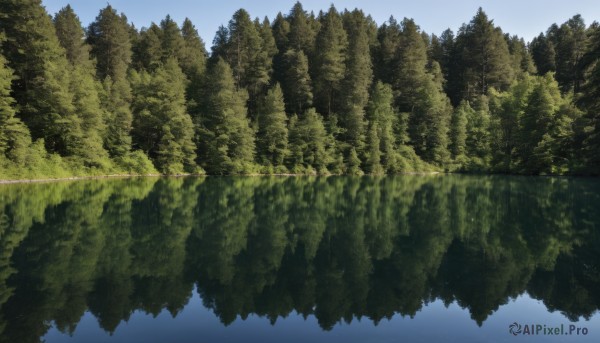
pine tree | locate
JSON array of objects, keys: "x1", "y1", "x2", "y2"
[
  {"x1": 0, "y1": 0, "x2": 83, "y2": 157},
  {"x1": 257, "y1": 84, "x2": 288, "y2": 168},
  {"x1": 130, "y1": 59, "x2": 196, "y2": 173},
  {"x1": 287, "y1": 2, "x2": 316, "y2": 55},
  {"x1": 287, "y1": 108, "x2": 328, "y2": 173},
  {"x1": 465, "y1": 95, "x2": 491, "y2": 169},
  {"x1": 580, "y1": 25, "x2": 600, "y2": 173},
  {"x1": 313, "y1": 5, "x2": 348, "y2": 117},
  {"x1": 282, "y1": 49, "x2": 313, "y2": 115},
  {"x1": 450, "y1": 8, "x2": 514, "y2": 103},
  {"x1": 87, "y1": 5, "x2": 133, "y2": 81},
  {"x1": 0, "y1": 50, "x2": 31, "y2": 166},
  {"x1": 530, "y1": 33, "x2": 556, "y2": 75},
  {"x1": 133, "y1": 23, "x2": 163, "y2": 71},
  {"x1": 450, "y1": 101, "x2": 470, "y2": 160},
  {"x1": 339, "y1": 10, "x2": 372, "y2": 157},
  {"x1": 101, "y1": 76, "x2": 133, "y2": 158},
  {"x1": 54, "y1": 6, "x2": 110, "y2": 167},
  {"x1": 180, "y1": 18, "x2": 207, "y2": 78},
  {"x1": 197, "y1": 59, "x2": 255, "y2": 174},
  {"x1": 394, "y1": 19, "x2": 451, "y2": 165},
  {"x1": 53, "y1": 5, "x2": 91, "y2": 67},
  {"x1": 365, "y1": 82, "x2": 403, "y2": 172},
  {"x1": 547, "y1": 16, "x2": 587, "y2": 93},
  {"x1": 373, "y1": 17, "x2": 401, "y2": 85},
  {"x1": 160, "y1": 15, "x2": 185, "y2": 63}
]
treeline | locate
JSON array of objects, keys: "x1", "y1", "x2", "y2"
[
  {"x1": 0, "y1": 176, "x2": 599, "y2": 341},
  {"x1": 0, "y1": 1, "x2": 599, "y2": 177}
]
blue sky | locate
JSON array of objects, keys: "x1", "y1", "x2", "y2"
[{"x1": 42, "y1": 0, "x2": 600, "y2": 48}]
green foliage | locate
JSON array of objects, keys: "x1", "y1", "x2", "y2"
[
  {"x1": 287, "y1": 109, "x2": 329, "y2": 173},
  {"x1": 197, "y1": 59, "x2": 256, "y2": 174},
  {"x1": 87, "y1": 5, "x2": 132, "y2": 81},
  {"x1": 313, "y1": 6, "x2": 348, "y2": 116},
  {"x1": 130, "y1": 59, "x2": 197, "y2": 174},
  {"x1": 257, "y1": 84, "x2": 289, "y2": 168},
  {"x1": 0, "y1": 3, "x2": 597, "y2": 178}
]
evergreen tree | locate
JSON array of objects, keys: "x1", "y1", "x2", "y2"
[
  {"x1": 313, "y1": 5, "x2": 348, "y2": 117},
  {"x1": 547, "y1": 15, "x2": 587, "y2": 92},
  {"x1": 394, "y1": 19, "x2": 451, "y2": 165},
  {"x1": 257, "y1": 84, "x2": 288, "y2": 168},
  {"x1": 373, "y1": 17, "x2": 402, "y2": 85},
  {"x1": 101, "y1": 76, "x2": 133, "y2": 158},
  {"x1": 530, "y1": 33, "x2": 557, "y2": 75},
  {"x1": 338, "y1": 10, "x2": 372, "y2": 158},
  {"x1": 130, "y1": 59, "x2": 197, "y2": 174},
  {"x1": 365, "y1": 82, "x2": 403, "y2": 172},
  {"x1": 450, "y1": 101, "x2": 470, "y2": 160},
  {"x1": 449, "y1": 8, "x2": 514, "y2": 103},
  {"x1": 287, "y1": 2, "x2": 316, "y2": 55},
  {"x1": 287, "y1": 108, "x2": 328, "y2": 173},
  {"x1": 54, "y1": 6, "x2": 110, "y2": 167},
  {"x1": 180, "y1": 18, "x2": 207, "y2": 78},
  {"x1": 133, "y1": 23, "x2": 163, "y2": 71},
  {"x1": 53, "y1": 5, "x2": 91, "y2": 67},
  {"x1": 465, "y1": 96, "x2": 491, "y2": 169},
  {"x1": 197, "y1": 59, "x2": 255, "y2": 174},
  {"x1": 580, "y1": 25, "x2": 600, "y2": 173},
  {"x1": 0, "y1": 0, "x2": 83, "y2": 156},
  {"x1": 282, "y1": 49, "x2": 313, "y2": 115},
  {"x1": 0, "y1": 50, "x2": 31, "y2": 166},
  {"x1": 87, "y1": 5, "x2": 133, "y2": 81},
  {"x1": 159, "y1": 15, "x2": 185, "y2": 63}
]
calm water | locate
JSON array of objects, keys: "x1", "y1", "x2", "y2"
[{"x1": 0, "y1": 175, "x2": 599, "y2": 342}]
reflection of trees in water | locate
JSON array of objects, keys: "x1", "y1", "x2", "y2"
[{"x1": 0, "y1": 175, "x2": 598, "y2": 342}]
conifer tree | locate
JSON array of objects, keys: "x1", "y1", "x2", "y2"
[
  {"x1": 287, "y1": 2, "x2": 316, "y2": 55},
  {"x1": 101, "y1": 77, "x2": 133, "y2": 158},
  {"x1": 373, "y1": 17, "x2": 402, "y2": 85},
  {"x1": 197, "y1": 59, "x2": 255, "y2": 174},
  {"x1": 180, "y1": 18, "x2": 207, "y2": 78},
  {"x1": 580, "y1": 25, "x2": 600, "y2": 173},
  {"x1": 257, "y1": 84, "x2": 288, "y2": 168},
  {"x1": 530, "y1": 33, "x2": 556, "y2": 75},
  {"x1": 55, "y1": 5, "x2": 110, "y2": 167},
  {"x1": 0, "y1": 0, "x2": 83, "y2": 157},
  {"x1": 0, "y1": 50, "x2": 31, "y2": 166},
  {"x1": 87, "y1": 5, "x2": 133, "y2": 81},
  {"x1": 313, "y1": 5, "x2": 348, "y2": 117},
  {"x1": 449, "y1": 8, "x2": 514, "y2": 103},
  {"x1": 282, "y1": 49, "x2": 313, "y2": 115},
  {"x1": 133, "y1": 23, "x2": 163, "y2": 71},
  {"x1": 130, "y1": 59, "x2": 197, "y2": 174},
  {"x1": 287, "y1": 108, "x2": 328, "y2": 173},
  {"x1": 465, "y1": 95, "x2": 492, "y2": 169},
  {"x1": 450, "y1": 101, "x2": 470, "y2": 160},
  {"x1": 394, "y1": 19, "x2": 451, "y2": 165},
  {"x1": 339, "y1": 10, "x2": 372, "y2": 157},
  {"x1": 53, "y1": 5, "x2": 91, "y2": 67},
  {"x1": 365, "y1": 82, "x2": 402, "y2": 172}
]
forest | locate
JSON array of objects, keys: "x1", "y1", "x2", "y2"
[{"x1": 0, "y1": 1, "x2": 600, "y2": 177}]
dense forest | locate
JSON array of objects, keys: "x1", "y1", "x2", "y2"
[
  {"x1": 0, "y1": 176, "x2": 599, "y2": 342},
  {"x1": 0, "y1": 1, "x2": 600, "y2": 177}
]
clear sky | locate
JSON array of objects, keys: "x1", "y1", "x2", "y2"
[{"x1": 42, "y1": 0, "x2": 600, "y2": 49}]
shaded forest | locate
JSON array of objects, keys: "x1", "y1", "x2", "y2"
[
  {"x1": 0, "y1": 176, "x2": 599, "y2": 342},
  {"x1": 1, "y1": 1, "x2": 600, "y2": 177}
]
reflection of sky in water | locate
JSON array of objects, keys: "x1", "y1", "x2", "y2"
[{"x1": 44, "y1": 292, "x2": 599, "y2": 343}]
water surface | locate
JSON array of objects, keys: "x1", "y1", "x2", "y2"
[{"x1": 0, "y1": 175, "x2": 598, "y2": 342}]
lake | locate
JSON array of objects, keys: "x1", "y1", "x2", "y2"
[{"x1": 0, "y1": 175, "x2": 598, "y2": 342}]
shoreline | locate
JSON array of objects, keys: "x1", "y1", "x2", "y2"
[{"x1": 0, "y1": 172, "x2": 445, "y2": 184}]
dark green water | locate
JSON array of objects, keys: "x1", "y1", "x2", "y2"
[{"x1": 0, "y1": 175, "x2": 598, "y2": 342}]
